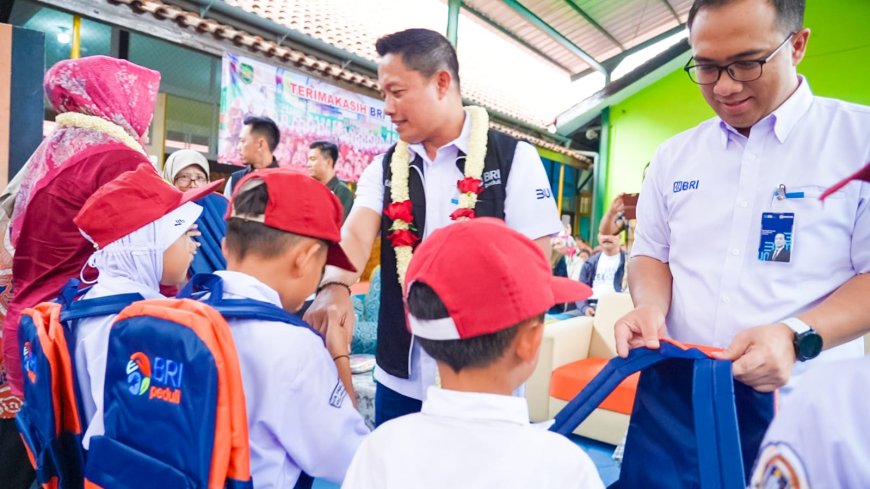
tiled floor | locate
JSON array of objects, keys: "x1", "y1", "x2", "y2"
[{"x1": 312, "y1": 436, "x2": 620, "y2": 488}]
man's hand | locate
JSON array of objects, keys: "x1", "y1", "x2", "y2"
[
  {"x1": 713, "y1": 323, "x2": 796, "y2": 392},
  {"x1": 614, "y1": 305, "x2": 667, "y2": 357},
  {"x1": 304, "y1": 285, "x2": 355, "y2": 340}
]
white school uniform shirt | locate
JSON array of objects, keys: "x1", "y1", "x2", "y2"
[
  {"x1": 749, "y1": 356, "x2": 870, "y2": 488},
  {"x1": 631, "y1": 77, "x2": 870, "y2": 381},
  {"x1": 355, "y1": 109, "x2": 563, "y2": 401},
  {"x1": 75, "y1": 277, "x2": 164, "y2": 449},
  {"x1": 214, "y1": 270, "x2": 370, "y2": 488},
  {"x1": 342, "y1": 386, "x2": 605, "y2": 489}
]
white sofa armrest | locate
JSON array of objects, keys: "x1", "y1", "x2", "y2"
[{"x1": 526, "y1": 317, "x2": 594, "y2": 421}]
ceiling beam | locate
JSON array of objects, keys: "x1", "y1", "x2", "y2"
[
  {"x1": 562, "y1": 0, "x2": 624, "y2": 50},
  {"x1": 463, "y1": 3, "x2": 572, "y2": 74},
  {"x1": 501, "y1": 0, "x2": 607, "y2": 75},
  {"x1": 660, "y1": 0, "x2": 682, "y2": 24},
  {"x1": 570, "y1": 22, "x2": 686, "y2": 81}
]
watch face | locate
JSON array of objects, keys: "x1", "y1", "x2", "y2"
[{"x1": 798, "y1": 332, "x2": 823, "y2": 360}]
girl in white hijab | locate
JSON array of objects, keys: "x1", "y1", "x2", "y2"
[{"x1": 70, "y1": 165, "x2": 222, "y2": 448}]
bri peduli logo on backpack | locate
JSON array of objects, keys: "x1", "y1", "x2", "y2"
[
  {"x1": 126, "y1": 351, "x2": 185, "y2": 405},
  {"x1": 22, "y1": 342, "x2": 37, "y2": 384}
]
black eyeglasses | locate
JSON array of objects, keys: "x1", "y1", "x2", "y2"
[
  {"x1": 684, "y1": 33, "x2": 794, "y2": 85},
  {"x1": 175, "y1": 174, "x2": 208, "y2": 186}
]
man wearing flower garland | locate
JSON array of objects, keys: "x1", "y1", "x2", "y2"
[{"x1": 305, "y1": 28, "x2": 563, "y2": 426}]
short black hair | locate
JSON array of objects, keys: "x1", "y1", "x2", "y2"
[
  {"x1": 243, "y1": 115, "x2": 280, "y2": 152},
  {"x1": 226, "y1": 180, "x2": 311, "y2": 260},
  {"x1": 407, "y1": 282, "x2": 544, "y2": 373},
  {"x1": 688, "y1": 0, "x2": 804, "y2": 33},
  {"x1": 309, "y1": 141, "x2": 339, "y2": 167},
  {"x1": 375, "y1": 28, "x2": 461, "y2": 90}
]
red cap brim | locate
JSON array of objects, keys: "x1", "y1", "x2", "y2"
[
  {"x1": 327, "y1": 242, "x2": 357, "y2": 273},
  {"x1": 179, "y1": 178, "x2": 225, "y2": 206},
  {"x1": 820, "y1": 162, "x2": 870, "y2": 201},
  {"x1": 550, "y1": 276, "x2": 593, "y2": 304}
]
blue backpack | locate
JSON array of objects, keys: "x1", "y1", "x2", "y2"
[
  {"x1": 16, "y1": 279, "x2": 142, "y2": 489},
  {"x1": 178, "y1": 273, "x2": 321, "y2": 489},
  {"x1": 551, "y1": 340, "x2": 775, "y2": 489},
  {"x1": 189, "y1": 194, "x2": 229, "y2": 275}
]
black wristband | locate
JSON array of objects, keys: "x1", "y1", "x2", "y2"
[
  {"x1": 332, "y1": 354, "x2": 350, "y2": 362},
  {"x1": 318, "y1": 281, "x2": 352, "y2": 295}
]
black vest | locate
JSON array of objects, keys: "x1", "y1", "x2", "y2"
[{"x1": 377, "y1": 129, "x2": 518, "y2": 378}]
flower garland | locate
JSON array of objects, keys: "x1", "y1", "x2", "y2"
[
  {"x1": 55, "y1": 112, "x2": 146, "y2": 155},
  {"x1": 385, "y1": 106, "x2": 489, "y2": 288}
]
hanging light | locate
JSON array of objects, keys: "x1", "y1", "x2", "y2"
[{"x1": 57, "y1": 27, "x2": 71, "y2": 45}]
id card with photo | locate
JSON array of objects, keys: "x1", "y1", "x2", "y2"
[{"x1": 758, "y1": 212, "x2": 794, "y2": 263}]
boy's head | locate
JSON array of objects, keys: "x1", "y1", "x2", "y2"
[
  {"x1": 223, "y1": 169, "x2": 355, "y2": 312},
  {"x1": 405, "y1": 219, "x2": 592, "y2": 388},
  {"x1": 75, "y1": 165, "x2": 223, "y2": 289}
]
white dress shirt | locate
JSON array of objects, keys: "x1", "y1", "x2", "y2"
[
  {"x1": 632, "y1": 78, "x2": 869, "y2": 375},
  {"x1": 750, "y1": 356, "x2": 870, "y2": 488},
  {"x1": 342, "y1": 386, "x2": 605, "y2": 489},
  {"x1": 355, "y1": 110, "x2": 563, "y2": 401},
  {"x1": 215, "y1": 271, "x2": 370, "y2": 487}
]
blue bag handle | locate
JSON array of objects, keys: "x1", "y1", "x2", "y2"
[
  {"x1": 549, "y1": 342, "x2": 745, "y2": 489},
  {"x1": 60, "y1": 293, "x2": 145, "y2": 322},
  {"x1": 550, "y1": 342, "x2": 708, "y2": 435}
]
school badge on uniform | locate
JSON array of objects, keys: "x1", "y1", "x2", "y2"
[{"x1": 750, "y1": 442, "x2": 809, "y2": 488}]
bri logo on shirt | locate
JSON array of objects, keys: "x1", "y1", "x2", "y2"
[
  {"x1": 673, "y1": 180, "x2": 700, "y2": 193},
  {"x1": 126, "y1": 351, "x2": 184, "y2": 405}
]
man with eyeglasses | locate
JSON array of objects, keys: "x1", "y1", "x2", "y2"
[{"x1": 616, "y1": 0, "x2": 869, "y2": 399}]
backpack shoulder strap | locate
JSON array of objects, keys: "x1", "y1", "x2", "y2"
[
  {"x1": 60, "y1": 293, "x2": 145, "y2": 322},
  {"x1": 180, "y1": 273, "x2": 319, "y2": 337}
]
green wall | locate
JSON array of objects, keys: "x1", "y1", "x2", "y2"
[{"x1": 604, "y1": 0, "x2": 870, "y2": 206}]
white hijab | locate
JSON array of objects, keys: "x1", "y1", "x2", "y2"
[{"x1": 82, "y1": 202, "x2": 203, "y2": 298}]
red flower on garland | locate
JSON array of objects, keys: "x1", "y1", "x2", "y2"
[
  {"x1": 457, "y1": 177, "x2": 484, "y2": 195},
  {"x1": 388, "y1": 229, "x2": 420, "y2": 247},
  {"x1": 385, "y1": 200, "x2": 414, "y2": 223},
  {"x1": 450, "y1": 208, "x2": 476, "y2": 221}
]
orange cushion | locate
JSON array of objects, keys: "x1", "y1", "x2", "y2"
[{"x1": 550, "y1": 357, "x2": 639, "y2": 415}]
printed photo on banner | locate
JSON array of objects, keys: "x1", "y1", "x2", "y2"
[{"x1": 218, "y1": 52, "x2": 398, "y2": 182}]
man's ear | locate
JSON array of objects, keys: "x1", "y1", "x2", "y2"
[
  {"x1": 513, "y1": 317, "x2": 545, "y2": 365},
  {"x1": 434, "y1": 69, "x2": 453, "y2": 99},
  {"x1": 791, "y1": 28, "x2": 811, "y2": 66}
]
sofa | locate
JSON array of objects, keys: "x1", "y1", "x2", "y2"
[{"x1": 526, "y1": 292, "x2": 636, "y2": 445}]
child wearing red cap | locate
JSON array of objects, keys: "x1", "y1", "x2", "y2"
[
  {"x1": 342, "y1": 218, "x2": 604, "y2": 489},
  {"x1": 216, "y1": 169, "x2": 369, "y2": 487},
  {"x1": 71, "y1": 165, "x2": 223, "y2": 448}
]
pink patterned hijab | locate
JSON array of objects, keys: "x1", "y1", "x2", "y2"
[{"x1": 10, "y1": 56, "x2": 160, "y2": 246}]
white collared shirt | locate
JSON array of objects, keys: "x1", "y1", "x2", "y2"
[
  {"x1": 215, "y1": 270, "x2": 370, "y2": 488},
  {"x1": 750, "y1": 356, "x2": 870, "y2": 488},
  {"x1": 632, "y1": 78, "x2": 869, "y2": 374},
  {"x1": 355, "y1": 110, "x2": 563, "y2": 400},
  {"x1": 342, "y1": 386, "x2": 604, "y2": 489}
]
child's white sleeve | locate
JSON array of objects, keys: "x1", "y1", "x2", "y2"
[
  {"x1": 340, "y1": 435, "x2": 383, "y2": 489},
  {"x1": 273, "y1": 339, "x2": 371, "y2": 484}
]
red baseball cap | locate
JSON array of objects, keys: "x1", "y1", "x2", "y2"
[
  {"x1": 404, "y1": 218, "x2": 592, "y2": 340},
  {"x1": 228, "y1": 168, "x2": 356, "y2": 272},
  {"x1": 820, "y1": 161, "x2": 870, "y2": 200},
  {"x1": 74, "y1": 164, "x2": 223, "y2": 249}
]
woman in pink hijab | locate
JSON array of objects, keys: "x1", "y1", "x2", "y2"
[{"x1": 1, "y1": 56, "x2": 160, "y2": 396}]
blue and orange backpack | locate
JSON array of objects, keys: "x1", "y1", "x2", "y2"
[
  {"x1": 16, "y1": 280, "x2": 142, "y2": 489},
  {"x1": 83, "y1": 297, "x2": 253, "y2": 489}
]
